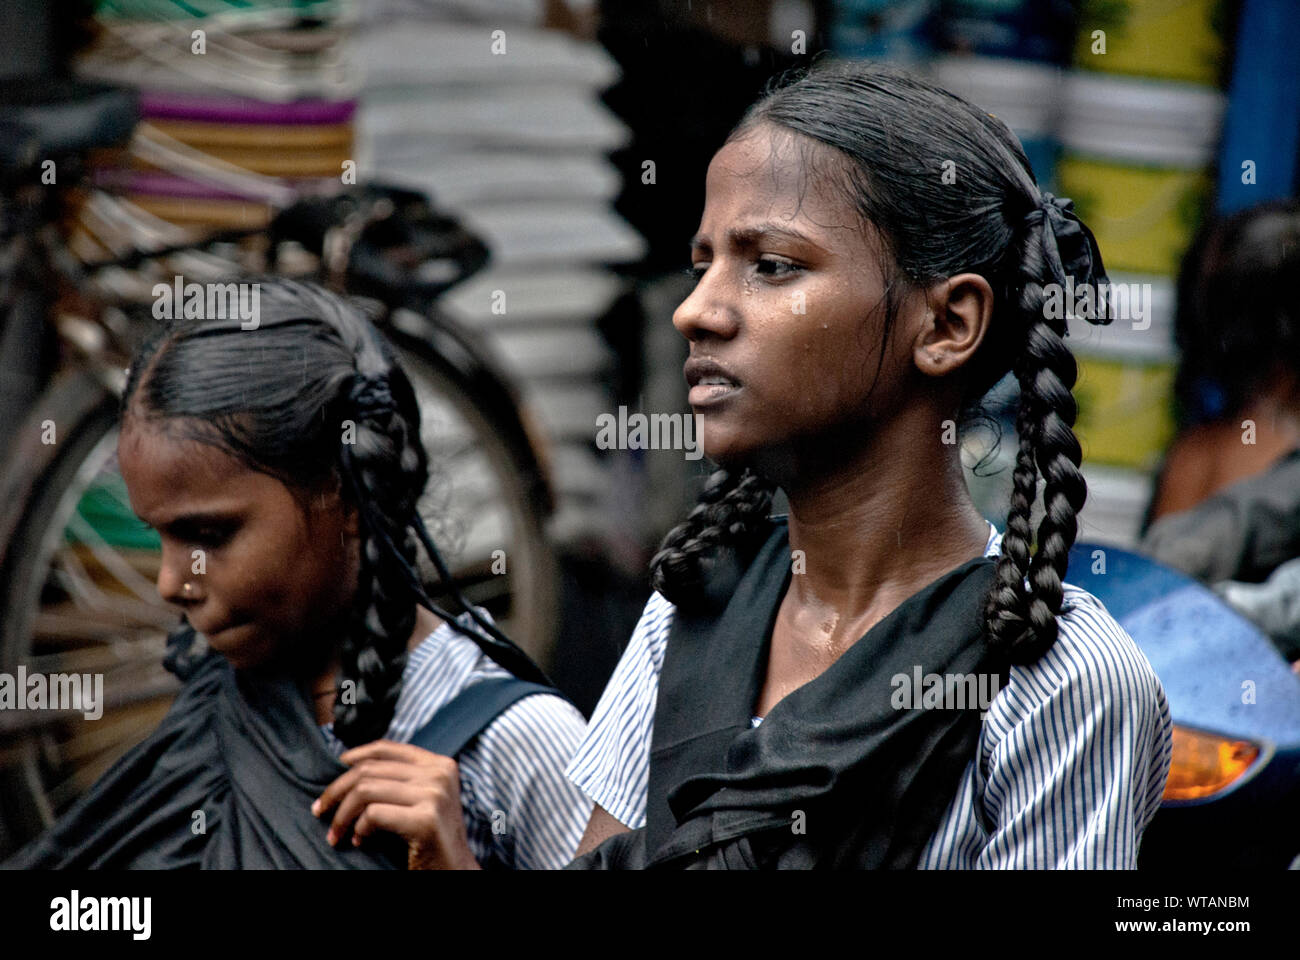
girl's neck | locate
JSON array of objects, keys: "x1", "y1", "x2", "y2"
[
  {"x1": 310, "y1": 605, "x2": 445, "y2": 726},
  {"x1": 779, "y1": 420, "x2": 991, "y2": 620}
]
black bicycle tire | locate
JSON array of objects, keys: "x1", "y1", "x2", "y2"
[{"x1": 0, "y1": 369, "x2": 150, "y2": 858}]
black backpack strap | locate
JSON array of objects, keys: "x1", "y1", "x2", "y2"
[{"x1": 408, "y1": 677, "x2": 560, "y2": 758}]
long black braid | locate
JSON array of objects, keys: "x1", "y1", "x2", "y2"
[
  {"x1": 330, "y1": 314, "x2": 549, "y2": 743},
  {"x1": 329, "y1": 336, "x2": 425, "y2": 744},
  {"x1": 122, "y1": 277, "x2": 547, "y2": 748},
  {"x1": 982, "y1": 215, "x2": 1095, "y2": 661},
  {"x1": 649, "y1": 467, "x2": 776, "y2": 601},
  {"x1": 651, "y1": 61, "x2": 1111, "y2": 665}
]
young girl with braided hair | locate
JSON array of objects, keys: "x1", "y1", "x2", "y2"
[
  {"x1": 6, "y1": 278, "x2": 591, "y2": 870},
  {"x1": 566, "y1": 60, "x2": 1173, "y2": 869}
]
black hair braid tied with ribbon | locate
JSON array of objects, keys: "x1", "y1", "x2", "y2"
[
  {"x1": 348, "y1": 372, "x2": 398, "y2": 421},
  {"x1": 1023, "y1": 192, "x2": 1113, "y2": 332},
  {"x1": 338, "y1": 368, "x2": 552, "y2": 687}
]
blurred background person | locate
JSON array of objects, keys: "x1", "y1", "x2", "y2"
[{"x1": 1139, "y1": 201, "x2": 1300, "y2": 663}]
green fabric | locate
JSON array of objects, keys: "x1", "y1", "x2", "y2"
[
  {"x1": 95, "y1": 0, "x2": 343, "y2": 21},
  {"x1": 66, "y1": 476, "x2": 160, "y2": 552}
]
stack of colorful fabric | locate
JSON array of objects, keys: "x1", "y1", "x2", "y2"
[{"x1": 75, "y1": 0, "x2": 357, "y2": 230}]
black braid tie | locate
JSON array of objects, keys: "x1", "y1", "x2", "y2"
[
  {"x1": 1022, "y1": 192, "x2": 1113, "y2": 329},
  {"x1": 349, "y1": 372, "x2": 397, "y2": 419}
]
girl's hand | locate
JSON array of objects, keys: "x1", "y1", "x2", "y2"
[{"x1": 313, "y1": 740, "x2": 482, "y2": 870}]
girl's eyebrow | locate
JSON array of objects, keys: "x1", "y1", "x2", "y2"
[
  {"x1": 689, "y1": 223, "x2": 821, "y2": 252},
  {"x1": 143, "y1": 510, "x2": 240, "y2": 532}
]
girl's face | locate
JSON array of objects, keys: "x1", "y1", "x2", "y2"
[
  {"x1": 675, "y1": 123, "x2": 922, "y2": 475},
  {"x1": 118, "y1": 419, "x2": 360, "y2": 672}
]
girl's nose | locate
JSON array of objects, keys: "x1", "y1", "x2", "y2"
[
  {"x1": 155, "y1": 543, "x2": 201, "y2": 606},
  {"x1": 673, "y1": 269, "x2": 740, "y2": 343}
]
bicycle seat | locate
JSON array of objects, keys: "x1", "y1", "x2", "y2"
[{"x1": 0, "y1": 76, "x2": 138, "y2": 173}]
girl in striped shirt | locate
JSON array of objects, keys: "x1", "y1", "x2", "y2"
[
  {"x1": 565, "y1": 61, "x2": 1173, "y2": 869},
  {"x1": 10, "y1": 279, "x2": 590, "y2": 870}
]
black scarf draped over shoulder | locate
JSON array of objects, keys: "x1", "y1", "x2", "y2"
[
  {"x1": 4, "y1": 630, "x2": 406, "y2": 869},
  {"x1": 569, "y1": 518, "x2": 1009, "y2": 870}
]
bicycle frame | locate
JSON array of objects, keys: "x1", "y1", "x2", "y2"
[{"x1": 1, "y1": 113, "x2": 558, "y2": 571}]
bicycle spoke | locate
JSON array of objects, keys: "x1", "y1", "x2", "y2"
[
  {"x1": 53, "y1": 701, "x2": 173, "y2": 769},
  {"x1": 26, "y1": 630, "x2": 168, "y2": 675},
  {"x1": 0, "y1": 662, "x2": 175, "y2": 740},
  {"x1": 43, "y1": 705, "x2": 170, "y2": 809},
  {"x1": 61, "y1": 512, "x2": 162, "y2": 605}
]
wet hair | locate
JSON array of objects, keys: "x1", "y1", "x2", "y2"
[
  {"x1": 122, "y1": 277, "x2": 546, "y2": 746},
  {"x1": 1170, "y1": 200, "x2": 1300, "y2": 428},
  {"x1": 650, "y1": 59, "x2": 1112, "y2": 665}
]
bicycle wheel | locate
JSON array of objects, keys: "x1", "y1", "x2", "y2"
[
  {"x1": 0, "y1": 330, "x2": 559, "y2": 857},
  {"x1": 0, "y1": 371, "x2": 175, "y2": 859}
]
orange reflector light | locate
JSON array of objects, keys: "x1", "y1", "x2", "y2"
[{"x1": 1163, "y1": 725, "x2": 1259, "y2": 801}]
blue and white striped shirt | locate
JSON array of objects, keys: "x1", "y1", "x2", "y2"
[
  {"x1": 565, "y1": 522, "x2": 1175, "y2": 868},
  {"x1": 321, "y1": 611, "x2": 593, "y2": 869}
]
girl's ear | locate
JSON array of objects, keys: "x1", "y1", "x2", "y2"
[
  {"x1": 341, "y1": 497, "x2": 361, "y2": 538},
  {"x1": 333, "y1": 472, "x2": 361, "y2": 538},
  {"x1": 912, "y1": 273, "x2": 994, "y2": 378},
  {"x1": 311, "y1": 471, "x2": 361, "y2": 538}
]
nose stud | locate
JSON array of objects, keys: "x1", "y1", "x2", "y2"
[{"x1": 181, "y1": 582, "x2": 195, "y2": 598}]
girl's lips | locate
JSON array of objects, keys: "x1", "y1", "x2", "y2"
[
  {"x1": 688, "y1": 382, "x2": 742, "y2": 406},
  {"x1": 683, "y1": 357, "x2": 742, "y2": 408}
]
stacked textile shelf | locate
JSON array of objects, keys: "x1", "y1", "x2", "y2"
[
  {"x1": 75, "y1": 1, "x2": 358, "y2": 232},
  {"x1": 88, "y1": 94, "x2": 356, "y2": 230},
  {"x1": 930, "y1": 54, "x2": 1064, "y2": 192},
  {"x1": 1059, "y1": 0, "x2": 1230, "y2": 547},
  {"x1": 828, "y1": 0, "x2": 937, "y2": 63},
  {"x1": 355, "y1": 7, "x2": 646, "y2": 552}
]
